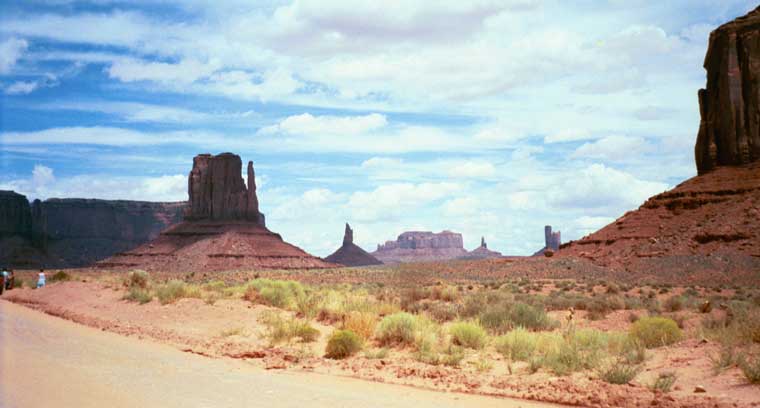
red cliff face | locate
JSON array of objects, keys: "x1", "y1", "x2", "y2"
[{"x1": 696, "y1": 6, "x2": 760, "y2": 174}]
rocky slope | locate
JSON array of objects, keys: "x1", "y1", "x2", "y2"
[
  {"x1": 559, "y1": 8, "x2": 760, "y2": 281},
  {"x1": 324, "y1": 223, "x2": 383, "y2": 267},
  {"x1": 102, "y1": 153, "x2": 334, "y2": 271},
  {"x1": 0, "y1": 191, "x2": 185, "y2": 268}
]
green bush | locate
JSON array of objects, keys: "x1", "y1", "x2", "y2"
[
  {"x1": 325, "y1": 330, "x2": 363, "y2": 359},
  {"x1": 449, "y1": 321, "x2": 487, "y2": 349},
  {"x1": 376, "y1": 312, "x2": 418, "y2": 346},
  {"x1": 629, "y1": 317, "x2": 682, "y2": 348},
  {"x1": 480, "y1": 302, "x2": 555, "y2": 334},
  {"x1": 124, "y1": 287, "x2": 152, "y2": 304},
  {"x1": 495, "y1": 328, "x2": 537, "y2": 361},
  {"x1": 124, "y1": 270, "x2": 149, "y2": 289},
  {"x1": 599, "y1": 361, "x2": 640, "y2": 384}
]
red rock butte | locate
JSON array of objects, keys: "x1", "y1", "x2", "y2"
[{"x1": 101, "y1": 153, "x2": 335, "y2": 271}]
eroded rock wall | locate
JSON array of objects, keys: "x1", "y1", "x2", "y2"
[{"x1": 695, "y1": 6, "x2": 760, "y2": 174}]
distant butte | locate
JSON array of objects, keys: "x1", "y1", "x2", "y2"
[
  {"x1": 101, "y1": 153, "x2": 335, "y2": 271},
  {"x1": 324, "y1": 223, "x2": 383, "y2": 267}
]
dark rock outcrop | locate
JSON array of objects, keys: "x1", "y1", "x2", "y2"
[
  {"x1": 0, "y1": 190, "x2": 33, "y2": 238},
  {"x1": 695, "y1": 6, "x2": 760, "y2": 174},
  {"x1": 102, "y1": 153, "x2": 335, "y2": 272},
  {"x1": 325, "y1": 223, "x2": 383, "y2": 267},
  {"x1": 186, "y1": 153, "x2": 265, "y2": 225},
  {"x1": 461, "y1": 236, "x2": 502, "y2": 259},
  {"x1": 533, "y1": 225, "x2": 561, "y2": 256},
  {"x1": 372, "y1": 230, "x2": 469, "y2": 263},
  {"x1": 0, "y1": 191, "x2": 185, "y2": 268}
]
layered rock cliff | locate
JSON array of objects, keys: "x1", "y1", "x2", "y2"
[
  {"x1": 695, "y1": 6, "x2": 760, "y2": 174},
  {"x1": 372, "y1": 231, "x2": 469, "y2": 263},
  {"x1": 325, "y1": 223, "x2": 383, "y2": 267},
  {"x1": 0, "y1": 191, "x2": 185, "y2": 268}
]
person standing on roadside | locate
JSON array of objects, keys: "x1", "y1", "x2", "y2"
[
  {"x1": 7, "y1": 269, "x2": 15, "y2": 290},
  {"x1": 0, "y1": 267, "x2": 6, "y2": 295},
  {"x1": 37, "y1": 268, "x2": 46, "y2": 288}
]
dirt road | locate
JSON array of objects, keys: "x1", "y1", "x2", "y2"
[{"x1": 0, "y1": 301, "x2": 562, "y2": 408}]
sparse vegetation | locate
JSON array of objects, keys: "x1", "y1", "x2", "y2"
[
  {"x1": 260, "y1": 312, "x2": 319, "y2": 346},
  {"x1": 49, "y1": 271, "x2": 72, "y2": 282},
  {"x1": 651, "y1": 371, "x2": 677, "y2": 392},
  {"x1": 124, "y1": 286, "x2": 152, "y2": 304},
  {"x1": 739, "y1": 353, "x2": 760, "y2": 384},
  {"x1": 598, "y1": 360, "x2": 640, "y2": 384}
]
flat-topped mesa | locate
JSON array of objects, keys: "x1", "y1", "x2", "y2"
[
  {"x1": 695, "y1": 6, "x2": 760, "y2": 174},
  {"x1": 185, "y1": 153, "x2": 265, "y2": 225},
  {"x1": 343, "y1": 223, "x2": 354, "y2": 245}
]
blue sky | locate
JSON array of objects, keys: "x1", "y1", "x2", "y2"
[{"x1": 0, "y1": 0, "x2": 755, "y2": 256}]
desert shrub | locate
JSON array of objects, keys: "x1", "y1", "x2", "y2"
[
  {"x1": 509, "y1": 302, "x2": 556, "y2": 331},
  {"x1": 629, "y1": 317, "x2": 682, "y2": 348},
  {"x1": 739, "y1": 354, "x2": 760, "y2": 383},
  {"x1": 426, "y1": 301, "x2": 460, "y2": 322},
  {"x1": 342, "y1": 311, "x2": 377, "y2": 340},
  {"x1": 154, "y1": 280, "x2": 188, "y2": 304},
  {"x1": 376, "y1": 312, "x2": 418, "y2": 346},
  {"x1": 49, "y1": 271, "x2": 72, "y2": 282},
  {"x1": 480, "y1": 302, "x2": 555, "y2": 334},
  {"x1": 598, "y1": 361, "x2": 640, "y2": 384},
  {"x1": 325, "y1": 330, "x2": 363, "y2": 359},
  {"x1": 651, "y1": 371, "x2": 677, "y2": 392},
  {"x1": 664, "y1": 296, "x2": 685, "y2": 312},
  {"x1": 246, "y1": 279, "x2": 305, "y2": 309},
  {"x1": 124, "y1": 270, "x2": 149, "y2": 289},
  {"x1": 123, "y1": 287, "x2": 152, "y2": 304},
  {"x1": 449, "y1": 321, "x2": 487, "y2": 349},
  {"x1": 431, "y1": 285, "x2": 459, "y2": 302},
  {"x1": 13, "y1": 278, "x2": 24, "y2": 288},
  {"x1": 495, "y1": 328, "x2": 537, "y2": 361},
  {"x1": 260, "y1": 312, "x2": 319, "y2": 345},
  {"x1": 711, "y1": 344, "x2": 737, "y2": 373},
  {"x1": 295, "y1": 291, "x2": 323, "y2": 319},
  {"x1": 400, "y1": 287, "x2": 431, "y2": 310},
  {"x1": 203, "y1": 280, "x2": 227, "y2": 292}
]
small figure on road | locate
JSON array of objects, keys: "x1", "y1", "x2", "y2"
[
  {"x1": 7, "y1": 269, "x2": 15, "y2": 290},
  {"x1": 37, "y1": 269, "x2": 46, "y2": 288}
]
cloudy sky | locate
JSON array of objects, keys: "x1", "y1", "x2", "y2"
[{"x1": 0, "y1": 1, "x2": 755, "y2": 256}]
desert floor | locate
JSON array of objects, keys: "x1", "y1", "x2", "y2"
[
  {"x1": 0, "y1": 300, "x2": 560, "y2": 408},
  {"x1": 1, "y1": 266, "x2": 759, "y2": 408}
]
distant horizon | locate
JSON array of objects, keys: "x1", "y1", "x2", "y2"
[{"x1": 1, "y1": 1, "x2": 756, "y2": 256}]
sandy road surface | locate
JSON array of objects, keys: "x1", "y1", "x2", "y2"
[{"x1": 0, "y1": 301, "x2": 562, "y2": 408}]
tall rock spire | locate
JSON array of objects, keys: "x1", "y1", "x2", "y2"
[{"x1": 343, "y1": 223, "x2": 354, "y2": 245}]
